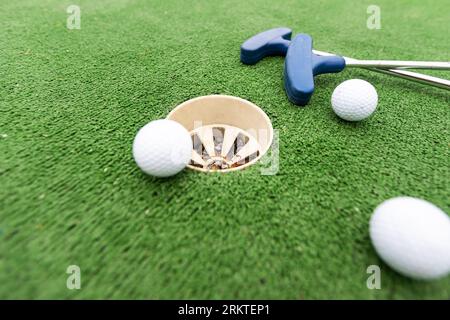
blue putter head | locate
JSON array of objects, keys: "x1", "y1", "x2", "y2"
[
  {"x1": 284, "y1": 34, "x2": 346, "y2": 106},
  {"x1": 240, "y1": 27, "x2": 292, "y2": 65}
]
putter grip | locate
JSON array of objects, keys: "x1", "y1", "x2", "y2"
[{"x1": 284, "y1": 34, "x2": 346, "y2": 106}]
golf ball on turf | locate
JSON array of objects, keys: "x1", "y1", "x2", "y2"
[
  {"x1": 331, "y1": 79, "x2": 378, "y2": 121},
  {"x1": 369, "y1": 197, "x2": 450, "y2": 280},
  {"x1": 132, "y1": 119, "x2": 192, "y2": 177}
]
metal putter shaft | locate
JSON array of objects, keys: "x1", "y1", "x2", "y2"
[
  {"x1": 342, "y1": 59, "x2": 450, "y2": 70},
  {"x1": 313, "y1": 50, "x2": 450, "y2": 90}
]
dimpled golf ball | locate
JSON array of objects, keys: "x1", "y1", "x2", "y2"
[
  {"x1": 370, "y1": 197, "x2": 450, "y2": 280},
  {"x1": 132, "y1": 119, "x2": 192, "y2": 177},
  {"x1": 331, "y1": 79, "x2": 378, "y2": 121}
]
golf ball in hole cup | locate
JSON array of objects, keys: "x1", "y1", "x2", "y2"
[
  {"x1": 331, "y1": 79, "x2": 378, "y2": 121},
  {"x1": 370, "y1": 197, "x2": 450, "y2": 280},
  {"x1": 132, "y1": 119, "x2": 192, "y2": 177}
]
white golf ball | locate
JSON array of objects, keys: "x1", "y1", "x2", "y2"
[
  {"x1": 331, "y1": 79, "x2": 378, "y2": 121},
  {"x1": 370, "y1": 197, "x2": 450, "y2": 280},
  {"x1": 132, "y1": 119, "x2": 192, "y2": 177}
]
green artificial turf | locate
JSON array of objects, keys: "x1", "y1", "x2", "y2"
[{"x1": 0, "y1": 0, "x2": 449, "y2": 299}]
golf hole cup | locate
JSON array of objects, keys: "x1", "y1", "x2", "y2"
[{"x1": 167, "y1": 95, "x2": 273, "y2": 172}]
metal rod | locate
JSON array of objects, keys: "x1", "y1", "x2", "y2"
[
  {"x1": 345, "y1": 60, "x2": 450, "y2": 70},
  {"x1": 362, "y1": 68, "x2": 450, "y2": 90},
  {"x1": 313, "y1": 50, "x2": 450, "y2": 90}
]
